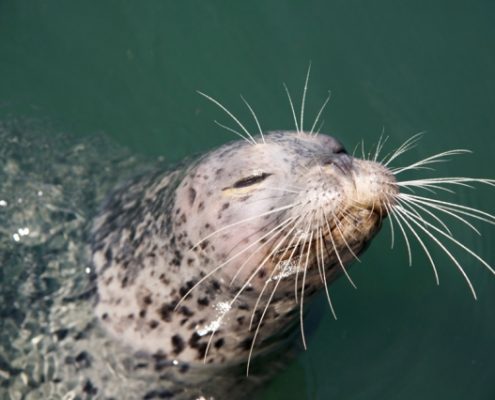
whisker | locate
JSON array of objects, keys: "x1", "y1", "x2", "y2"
[
  {"x1": 398, "y1": 206, "x2": 495, "y2": 275},
  {"x1": 398, "y1": 194, "x2": 495, "y2": 225},
  {"x1": 317, "y1": 225, "x2": 338, "y2": 318},
  {"x1": 246, "y1": 214, "x2": 308, "y2": 374},
  {"x1": 322, "y1": 208, "x2": 357, "y2": 289},
  {"x1": 373, "y1": 130, "x2": 389, "y2": 162},
  {"x1": 397, "y1": 196, "x2": 455, "y2": 235},
  {"x1": 202, "y1": 217, "x2": 301, "y2": 365},
  {"x1": 283, "y1": 83, "x2": 300, "y2": 133},
  {"x1": 299, "y1": 220, "x2": 314, "y2": 350},
  {"x1": 394, "y1": 206, "x2": 479, "y2": 299},
  {"x1": 310, "y1": 90, "x2": 331, "y2": 135},
  {"x1": 177, "y1": 214, "x2": 298, "y2": 309},
  {"x1": 333, "y1": 211, "x2": 362, "y2": 262},
  {"x1": 398, "y1": 195, "x2": 481, "y2": 235},
  {"x1": 392, "y1": 149, "x2": 471, "y2": 175},
  {"x1": 294, "y1": 214, "x2": 314, "y2": 304},
  {"x1": 240, "y1": 95, "x2": 265, "y2": 144},
  {"x1": 391, "y1": 204, "x2": 414, "y2": 266},
  {"x1": 391, "y1": 208, "x2": 440, "y2": 285},
  {"x1": 383, "y1": 132, "x2": 425, "y2": 166},
  {"x1": 197, "y1": 90, "x2": 257, "y2": 145},
  {"x1": 300, "y1": 62, "x2": 312, "y2": 133},
  {"x1": 248, "y1": 213, "x2": 308, "y2": 329},
  {"x1": 191, "y1": 201, "x2": 303, "y2": 250},
  {"x1": 383, "y1": 202, "x2": 396, "y2": 249},
  {"x1": 214, "y1": 120, "x2": 253, "y2": 145}
]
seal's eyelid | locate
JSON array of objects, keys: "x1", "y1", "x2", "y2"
[{"x1": 231, "y1": 172, "x2": 272, "y2": 189}]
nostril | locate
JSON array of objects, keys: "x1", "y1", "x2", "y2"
[{"x1": 322, "y1": 155, "x2": 336, "y2": 166}]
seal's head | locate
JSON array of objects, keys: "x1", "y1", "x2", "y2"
[
  {"x1": 93, "y1": 130, "x2": 399, "y2": 367},
  {"x1": 176, "y1": 131, "x2": 397, "y2": 289}
]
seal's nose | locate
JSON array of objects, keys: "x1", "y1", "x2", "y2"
[{"x1": 322, "y1": 154, "x2": 353, "y2": 175}]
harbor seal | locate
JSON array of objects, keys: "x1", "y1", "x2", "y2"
[{"x1": 1, "y1": 88, "x2": 494, "y2": 399}]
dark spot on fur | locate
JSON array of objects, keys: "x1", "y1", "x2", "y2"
[
  {"x1": 159, "y1": 273, "x2": 170, "y2": 285},
  {"x1": 239, "y1": 337, "x2": 253, "y2": 351},
  {"x1": 197, "y1": 343, "x2": 208, "y2": 359},
  {"x1": 179, "y1": 280, "x2": 195, "y2": 297},
  {"x1": 143, "y1": 389, "x2": 174, "y2": 399},
  {"x1": 74, "y1": 351, "x2": 92, "y2": 369},
  {"x1": 237, "y1": 316, "x2": 245, "y2": 325},
  {"x1": 171, "y1": 335, "x2": 185, "y2": 355},
  {"x1": 214, "y1": 338, "x2": 224, "y2": 349},
  {"x1": 197, "y1": 297, "x2": 209, "y2": 306},
  {"x1": 159, "y1": 303, "x2": 175, "y2": 322},
  {"x1": 188, "y1": 187, "x2": 196, "y2": 205},
  {"x1": 104, "y1": 247, "x2": 112, "y2": 263},
  {"x1": 121, "y1": 276, "x2": 128, "y2": 288},
  {"x1": 179, "y1": 363, "x2": 189, "y2": 374},
  {"x1": 82, "y1": 379, "x2": 98, "y2": 395},
  {"x1": 54, "y1": 328, "x2": 69, "y2": 341},
  {"x1": 149, "y1": 320, "x2": 159, "y2": 329},
  {"x1": 101, "y1": 312, "x2": 108, "y2": 320},
  {"x1": 211, "y1": 280, "x2": 220, "y2": 291},
  {"x1": 179, "y1": 306, "x2": 194, "y2": 317},
  {"x1": 139, "y1": 309, "x2": 147, "y2": 318},
  {"x1": 143, "y1": 295, "x2": 152, "y2": 305},
  {"x1": 198, "y1": 201, "x2": 204, "y2": 212},
  {"x1": 222, "y1": 202, "x2": 230, "y2": 210}
]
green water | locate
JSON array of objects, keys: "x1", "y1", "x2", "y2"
[{"x1": 1, "y1": 1, "x2": 494, "y2": 399}]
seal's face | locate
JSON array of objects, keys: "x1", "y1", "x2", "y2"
[{"x1": 176, "y1": 131, "x2": 397, "y2": 293}]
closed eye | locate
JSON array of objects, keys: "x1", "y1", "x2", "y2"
[{"x1": 231, "y1": 172, "x2": 272, "y2": 189}]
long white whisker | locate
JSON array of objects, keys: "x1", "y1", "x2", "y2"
[
  {"x1": 214, "y1": 120, "x2": 252, "y2": 145},
  {"x1": 391, "y1": 208, "x2": 440, "y2": 285},
  {"x1": 398, "y1": 195, "x2": 481, "y2": 235},
  {"x1": 395, "y1": 206, "x2": 479, "y2": 299},
  {"x1": 333, "y1": 211, "x2": 361, "y2": 262},
  {"x1": 397, "y1": 197, "x2": 455, "y2": 236},
  {"x1": 392, "y1": 149, "x2": 471, "y2": 175},
  {"x1": 398, "y1": 194, "x2": 495, "y2": 225},
  {"x1": 246, "y1": 214, "x2": 309, "y2": 374},
  {"x1": 383, "y1": 202, "x2": 396, "y2": 249},
  {"x1": 192, "y1": 201, "x2": 302, "y2": 250},
  {"x1": 299, "y1": 222, "x2": 314, "y2": 350},
  {"x1": 294, "y1": 214, "x2": 314, "y2": 304},
  {"x1": 310, "y1": 90, "x2": 331, "y2": 135},
  {"x1": 229, "y1": 216, "x2": 298, "y2": 285},
  {"x1": 398, "y1": 206, "x2": 495, "y2": 276},
  {"x1": 317, "y1": 225, "x2": 338, "y2": 318},
  {"x1": 391, "y1": 204, "x2": 414, "y2": 266},
  {"x1": 248, "y1": 213, "x2": 308, "y2": 329},
  {"x1": 300, "y1": 62, "x2": 312, "y2": 133},
  {"x1": 323, "y1": 209, "x2": 357, "y2": 289},
  {"x1": 383, "y1": 132, "x2": 425, "y2": 166},
  {"x1": 240, "y1": 95, "x2": 265, "y2": 144},
  {"x1": 197, "y1": 90, "x2": 257, "y2": 145},
  {"x1": 283, "y1": 83, "x2": 300, "y2": 133},
  {"x1": 177, "y1": 214, "x2": 298, "y2": 309}
]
